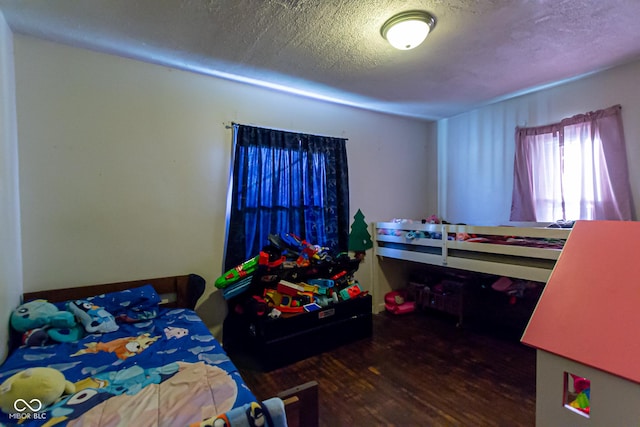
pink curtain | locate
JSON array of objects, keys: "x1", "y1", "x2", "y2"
[{"x1": 510, "y1": 105, "x2": 632, "y2": 221}]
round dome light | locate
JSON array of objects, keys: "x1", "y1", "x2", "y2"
[{"x1": 381, "y1": 11, "x2": 436, "y2": 50}]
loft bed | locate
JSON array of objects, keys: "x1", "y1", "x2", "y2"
[
  {"x1": 375, "y1": 221, "x2": 572, "y2": 282},
  {"x1": 1, "y1": 274, "x2": 318, "y2": 427}
]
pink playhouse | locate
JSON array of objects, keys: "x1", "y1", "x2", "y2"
[{"x1": 522, "y1": 220, "x2": 640, "y2": 426}]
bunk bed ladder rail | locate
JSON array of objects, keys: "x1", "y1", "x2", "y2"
[{"x1": 441, "y1": 224, "x2": 448, "y2": 266}]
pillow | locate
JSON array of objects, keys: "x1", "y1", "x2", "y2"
[
  {"x1": 67, "y1": 299, "x2": 119, "y2": 334},
  {"x1": 86, "y1": 284, "x2": 161, "y2": 323}
]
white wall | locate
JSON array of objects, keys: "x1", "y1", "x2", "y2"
[
  {"x1": 438, "y1": 60, "x2": 640, "y2": 225},
  {"x1": 0, "y1": 12, "x2": 23, "y2": 363},
  {"x1": 536, "y1": 350, "x2": 640, "y2": 427},
  {"x1": 13, "y1": 35, "x2": 437, "y2": 337}
]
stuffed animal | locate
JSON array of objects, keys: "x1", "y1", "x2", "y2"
[
  {"x1": 0, "y1": 367, "x2": 75, "y2": 414},
  {"x1": 11, "y1": 300, "x2": 84, "y2": 346},
  {"x1": 191, "y1": 398, "x2": 287, "y2": 427},
  {"x1": 67, "y1": 300, "x2": 118, "y2": 334}
]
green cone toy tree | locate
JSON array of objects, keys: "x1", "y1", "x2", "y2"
[{"x1": 348, "y1": 209, "x2": 373, "y2": 261}]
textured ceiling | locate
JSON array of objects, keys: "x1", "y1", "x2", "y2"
[{"x1": 1, "y1": 0, "x2": 640, "y2": 120}]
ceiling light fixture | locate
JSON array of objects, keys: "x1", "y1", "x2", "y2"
[{"x1": 380, "y1": 10, "x2": 436, "y2": 50}]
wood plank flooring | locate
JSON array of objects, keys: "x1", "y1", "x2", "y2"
[{"x1": 237, "y1": 310, "x2": 536, "y2": 427}]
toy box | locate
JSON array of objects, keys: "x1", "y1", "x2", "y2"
[{"x1": 224, "y1": 294, "x2": 372, "y2": 371}]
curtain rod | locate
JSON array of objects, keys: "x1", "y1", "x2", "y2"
[{"x1": 225, "y1": 121, "x2": 348, "y2": 141}]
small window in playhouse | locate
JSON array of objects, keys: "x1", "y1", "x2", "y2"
[{"x1": 563, "y1": 371, "x2": 591, "y2": 418}]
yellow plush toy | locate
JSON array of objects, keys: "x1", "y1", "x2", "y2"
[{"x1": 0, "y1": 367, "x2": 75, "y2": 414}]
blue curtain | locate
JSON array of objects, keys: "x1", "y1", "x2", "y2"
[{"x1": 224, "y1": 124, "x2": 349, "y2": 271}]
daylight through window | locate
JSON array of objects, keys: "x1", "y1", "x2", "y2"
[{"x1": 510, "y1": 105, "x2": 632, "y2": 222}]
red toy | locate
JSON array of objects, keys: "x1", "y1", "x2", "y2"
[
  {"x1": 339, "y1": 283, "x2": 363, "y2": 300},
  {"x1": 384, "y1": 290, "x2": 416, "y2": 315}
]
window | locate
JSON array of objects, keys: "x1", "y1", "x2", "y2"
[
  {"x1": 223, "y1": 124, "x2": 350, "y2": 271},
  {"x1": 510, "y1": 105, "x2": 632, "y2": 222}
]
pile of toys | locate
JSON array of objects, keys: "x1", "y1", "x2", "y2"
[
  {"x1": 377, "y1": 215, "x2": 449, "y2": 241},
  {"x1": 215, "y1": 233, "x2": 365, "y2": 319}
]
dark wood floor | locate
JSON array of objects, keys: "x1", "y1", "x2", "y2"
[{"x1": 238, "y1": 310, "x2": 536, "y2": 427}]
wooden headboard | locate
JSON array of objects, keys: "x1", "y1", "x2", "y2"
[{"x1": 22, "y1": 274, "x2": 206, "y2": 310}]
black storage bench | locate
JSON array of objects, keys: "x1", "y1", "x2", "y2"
[{"x1": 224, "y1": 294, "x2": 373, "y2": 371}]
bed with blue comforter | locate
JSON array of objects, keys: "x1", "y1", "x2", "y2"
[{"x1": 0, "y1": 282, "x2": 262, "y2": 426}]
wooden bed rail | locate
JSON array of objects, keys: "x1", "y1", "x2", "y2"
[{"x1": 278, "y1": 381, "x2": 319, "y2": 427}]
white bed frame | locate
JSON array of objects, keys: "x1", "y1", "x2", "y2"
[{"x1": 375, "y1": 221, "x2": 571, "y2": 283}]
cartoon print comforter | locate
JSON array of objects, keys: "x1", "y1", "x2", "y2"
[{"x1": 0, "y1": 308, "x2": 256, "y2": 426}]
